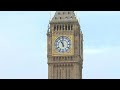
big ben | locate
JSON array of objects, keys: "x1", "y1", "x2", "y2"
[{"x1": 47, "y1": 11, "x2": 83, "y2": 79}]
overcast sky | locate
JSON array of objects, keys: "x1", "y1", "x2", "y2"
[{"x1": 0, "y1": 11, "x2": 120, "y2": 79}]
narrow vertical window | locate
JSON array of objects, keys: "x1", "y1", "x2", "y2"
[
  {"x1": 60, "y1": 69, "x2": 61, "y2": 79},
  {"x1": 66, "y1": 67, "x2": 67, "y2": 79},
  {"x1": 71, "y1": 25, "x2": 73, "y2": 30},
  {"x1": 53, "y1": 66, "x2": 55, "y2": 79},
  {"x1": 62, "y1": 25, "x2": 64, "y2": 30},
  {"x1": 57, "y1": 25, "x2": 59, "y2": 31},
  {"x1": 68, "y1": 24, "x2": 70, "y2": 30},
  {"x1": 69, "y1": 67, "x2": 70, "y2": 79},
  {"x1": 65, "y1": 25, "x2": 67, "y2": 30},
  {"x1": 57, "y1": 66, "x2": 58, "y2": 79},
  {"x1": 60, "y1": 25, "x2": 61, "y2": 30},
  {"x1": 54, "y1": 25, "x2": 56, "y2": 31}
]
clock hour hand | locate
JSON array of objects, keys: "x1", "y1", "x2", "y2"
[{"x1": 60, "y1": 41, "x2": 64, "y2": 47}]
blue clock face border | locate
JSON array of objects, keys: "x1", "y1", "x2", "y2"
[{"x1": 54, "y1": 36, "x2": 71, "y2": 53}]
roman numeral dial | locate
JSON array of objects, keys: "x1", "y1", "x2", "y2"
[{"x1": 54, "y1": 36, "x2": 71, "y2": 53}]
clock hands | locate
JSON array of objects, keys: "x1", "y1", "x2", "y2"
[
  {"x1": 55, "y1": 36, "x2": 71, "y2": 53},
  {"x1": 61, "y1": 36, "x2": 65, "y2": 47},
  {"x1": 60, "y1": 40, "x2": 64, "y2": 47}
]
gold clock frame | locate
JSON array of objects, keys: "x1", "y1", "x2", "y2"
[{"x1": 52, "y1": 35, "x2": 74, "y2": 56}]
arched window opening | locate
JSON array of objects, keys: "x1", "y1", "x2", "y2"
[
  {"x1": 65, "y1": 25, "x2": 67, "y2": 30},
  {"x1": 57, "y1": 25, "x2": 59, "y2": 31},
  {"x1": 60, "y1": 25, "x2": 61, "y2": 30},
  {"x1": 68, "y1": 24, "x2": 70, "y2": 30},
  {"x1": 62, "y1": 25, "x2": 64, "y2": 30},
  {"x1": 54, "y1": 25, "x2": 56, "y2": 31},
  {"x1": 71, "y1": 25, "x2": 73, "y2": 30}
]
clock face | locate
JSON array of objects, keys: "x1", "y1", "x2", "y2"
[{"x1": 54, "y1": 36, "x2": 71, "y2": 53}]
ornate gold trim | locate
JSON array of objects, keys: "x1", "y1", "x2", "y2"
[{"x1": 52, "y1": 35, "x2": 74, "y2": 56}]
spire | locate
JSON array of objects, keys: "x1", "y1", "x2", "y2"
[{"x1": 50, "y1": 11, "x2": 78, "y2": 23}]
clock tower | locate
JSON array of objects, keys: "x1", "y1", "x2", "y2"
[{"x1": 47, "y1": 11, "x2": 83, "y2": 79}]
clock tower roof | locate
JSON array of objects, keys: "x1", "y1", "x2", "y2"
[{"x1": 50, "y1": 11, "x2": 78, "y2": 23}]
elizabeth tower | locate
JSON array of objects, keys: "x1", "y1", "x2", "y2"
[{"x1": 47, "y1": 11, "x2": 83, "y2": 79}]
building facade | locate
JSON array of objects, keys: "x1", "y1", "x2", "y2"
[{"x1": 47, "y1": 11, "x2": 83, "y2": 79}]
